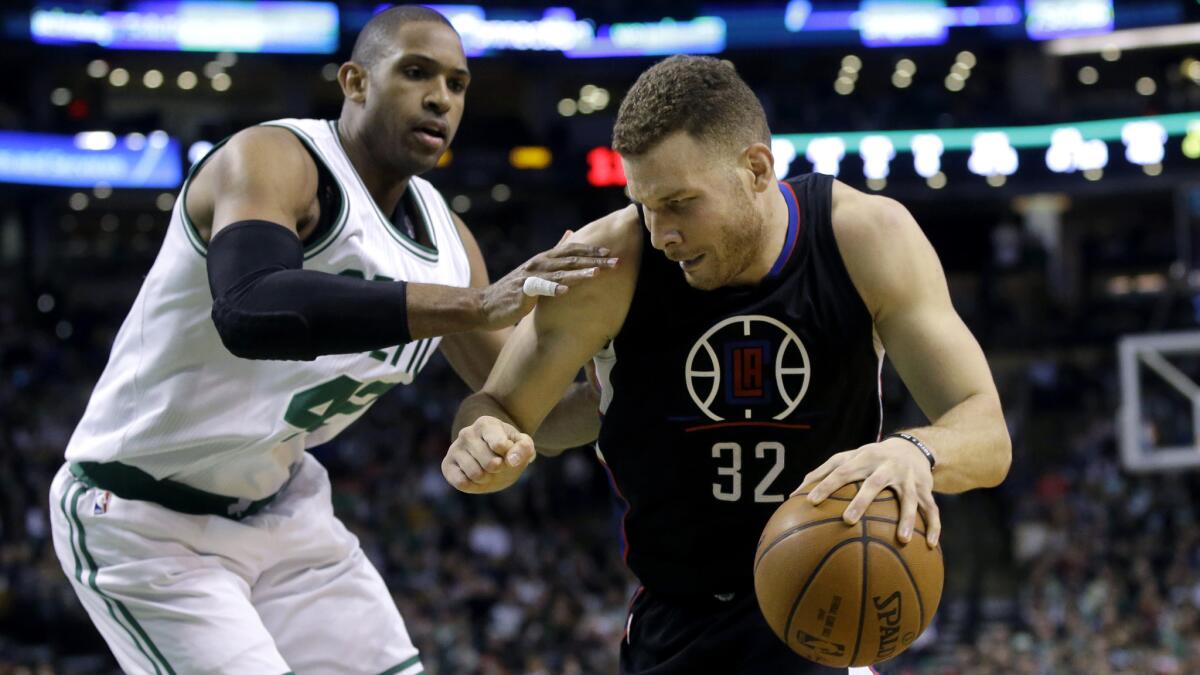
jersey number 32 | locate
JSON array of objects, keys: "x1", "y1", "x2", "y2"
[{"x1": 711, "y1": 442, "x2": 787, "y2": 503}]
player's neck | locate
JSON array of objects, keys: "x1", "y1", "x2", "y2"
[
  {"x1": 733, "y1": 181, "x2": 790, "y2": 286},
  {"x1": 334, "y1": 118, "x2": 412, "y2": 217}
]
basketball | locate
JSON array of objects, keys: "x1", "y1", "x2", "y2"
[{"x1": 753, "y1": 482, "x2": 944, "y2": 668}]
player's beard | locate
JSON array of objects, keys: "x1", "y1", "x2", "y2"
[{"x1": 703, "y1": 177, "x2": 765, "y2": 290}]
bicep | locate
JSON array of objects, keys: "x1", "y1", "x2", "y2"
[
  {"x1": 483, "y1": 266, "x2": 625, "y2": 431},
  {"x1": 838, "y1": 188, "x2": 998, "y2": 421},
  {"x1": 876, "y1": 300, "x2": 998, "y2": 423},
  {"x1": 440, "y1": 327, "x2": 509, "y2": 392},
  {"x1": 482, "y1": 207, "x2": 638, "y2": 428},
  {"x1": 871, "y1": 220, "x2": 998, "y2": 421},
  {"x1": 208, "y1": 128, "x2": 316, "y2": 237},
  {"x1": 483, "y1": 306, "x2": 611, "y2": 433}
]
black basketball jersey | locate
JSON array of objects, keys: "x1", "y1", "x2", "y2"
[{"x1": 594, "y1": 173, "x2": 883, "y2": 597}]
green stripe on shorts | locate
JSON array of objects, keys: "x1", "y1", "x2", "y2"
[
  {"x1": 61, "y1": 481, "x2": 164, "y2": 675},
  {"x1": 67, "y1": 480, "x2": 177, "y2": 674}
]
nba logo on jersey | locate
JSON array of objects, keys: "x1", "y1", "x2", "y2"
[
  {"x1": 686, "y1": 315, "x2": 811, "y2": 422},
  {"x1": 93, "y1": 490, "x2": 112, "y2": 515}
]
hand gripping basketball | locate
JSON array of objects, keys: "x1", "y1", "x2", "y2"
[
  {"x1": 755, "y1": 482, "x2": 944, "y2": 668},
  {"x1": 759, "y1": 432, "x2": 945, "y2": 667},
  {"x1": 443, "y1": 416, "x2": 537, "y2": 495},
  {"x1": 794, "y1": 437, "x2": 942, "y2": 548}
]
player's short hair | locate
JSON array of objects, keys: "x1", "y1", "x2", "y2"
[
  {"x1": 350, "y1": 5, "x2": 457, "y2": 69},
  {"x1": 612, "y1": 55, "x2": 771, "y2": 158}
]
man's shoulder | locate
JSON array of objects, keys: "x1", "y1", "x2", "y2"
[
  {"x1": 536, "y1": 206, "x2": 641, "y2": 336},
  {"x1": 830, "y1": 180, "x2": 907, "y2": 240},
  {"x1": 196, "y1": 124, "x2": 318, "y2": 201},
  {"x1": 570, "y1": 204, "x2": 643, "y2": 259},
  {"x1": 829, "y1": 179, "x2": 923, "y2": 268},
  {"x1": 216, "y1": 125, "x2": 312, "y2": 170},
  {"x1": 828, "y1": 179, "x2": 933, "y2": 317},
  {"x1": 185, "y1": 122, "x2": 320, "y2": 236}
]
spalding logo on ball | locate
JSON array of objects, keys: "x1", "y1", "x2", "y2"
[
  {"x1": 684, "y1": 314, "x2": 811, "y2": 422},
  {"x1": 754, "y1": 483, "x2": 944, "y2": 668}
]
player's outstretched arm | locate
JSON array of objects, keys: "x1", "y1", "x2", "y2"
[
  {"x1": 443, "y1": 208, "x2": 641, "y2": 493},
  {"x1": 800, "y1": 181, "x2": 1012, "y2": 547},
  {"x1": 404, "y1": 235, "x2": 618, "y2": 339},
  {"x1": 438, "y1": 215, "x2": 605, "y2": 450},
  {"x1": 194, "y1": 127, "x2": 613, "y2": 361}
]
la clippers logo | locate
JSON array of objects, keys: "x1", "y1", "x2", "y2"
[{"x1": 684, "y1": 315, "x2": 811, "y2": 422}]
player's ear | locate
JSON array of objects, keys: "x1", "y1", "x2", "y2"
[
  {"x1": 743, "y1": 142, "x2": 775, "y2": 194},
  {"x1": 339, "y1": 62, "x2": 368, "y2": 104}
]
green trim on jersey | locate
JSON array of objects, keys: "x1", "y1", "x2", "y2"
[
  {"x1": 377, "y1": 655, "x2": 423, "y2": 675},
  {"x1": 325, "y1": 120, "x2": 441, "y2": 263},
  {"x1": 177, "y1": 122, "x2": 350, "y2": 260},
  {"x1": 412, "y1": 337, "x2": 436, "y2": 373},
  {"x1": 263, "y1": 122, "x2": 351, "y2": 260},
  {"x1": 63, "y1": 480, "x2": 177, "y2": 674}
]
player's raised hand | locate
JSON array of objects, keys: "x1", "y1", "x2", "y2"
[
  {"x1": 792, "y1": 438, "x2": 941, "y2": 548},
  {"x1": 478, "y1": 230, "x2": 618, "y2": 331},
  {"x1": 442, "y1": 415, "x2": 537, "y2": 494}
]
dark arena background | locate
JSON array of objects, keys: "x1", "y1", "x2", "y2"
[{"x1": 4, "y1": 1, "x2": 1200, "y2": 673}]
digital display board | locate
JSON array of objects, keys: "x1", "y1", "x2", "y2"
[
  {"x1": 31, "y1": 2, "x2": 339, "y2": 53},
  {"x1": 426, "y1": 5, "x2": 726, "y2": 57},
  {"x1": 0, "y1": 130, "x2": 182, "y2": 188},
  {"x1": 1025, "y1": 0, "x2": 1114, "y2": 40}
]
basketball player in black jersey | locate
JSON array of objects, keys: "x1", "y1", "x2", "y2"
[{"x1": 442, "y1": 56, "x2": 1011, "y2": 674}]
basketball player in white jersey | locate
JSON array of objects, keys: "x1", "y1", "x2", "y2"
[{"x1": 49, "y1": 7, "x2": 612, "y2": 674}]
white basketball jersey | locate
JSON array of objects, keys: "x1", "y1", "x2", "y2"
[{"x1": 65, "y1": 118, "x2": 472, "y2": 500}]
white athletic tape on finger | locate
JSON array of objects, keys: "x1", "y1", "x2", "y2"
[{"x1": 523, "y1": 276, "x2": 559, "y2": 297}]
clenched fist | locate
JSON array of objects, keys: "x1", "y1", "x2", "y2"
[{"x1": 442, "y1": 416, "x2": 537, "y2": 494}]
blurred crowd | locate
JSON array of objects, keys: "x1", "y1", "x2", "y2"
[{"x1": 957, "y1": 418, "x2": 1200, "y2": 675}]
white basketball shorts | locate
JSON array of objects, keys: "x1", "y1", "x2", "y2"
[{"x1": 49, "y1": 454, "x2": 423, "y2": 675}]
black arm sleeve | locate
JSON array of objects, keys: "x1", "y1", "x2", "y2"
[{"x1": 207, "y1": 219, "x2": 413, "y2": 361}]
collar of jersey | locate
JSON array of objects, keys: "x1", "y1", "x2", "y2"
[{"x1": 767, "y1": 180, "x2": 801, "y2": 279}]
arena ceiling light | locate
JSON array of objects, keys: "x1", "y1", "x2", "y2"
[
  {"x1": 86, "y1": 59, "x2": 108, "y2": 78},
  {"x1": 509, "y1": 147, "x2": 552, "y2": 170},
  {"x1": 74, "y1": 131, "x2": 116, "y2": 151},
  {"x1": 774, "y1": 112, "x2": 1196, "y2": 155},
  {"x1": 770, "y1": 111, "x2": 1194, "y2": 180},
  {"x1": 1044, "y1": 22, "x2": 1200, "y2": 56}
]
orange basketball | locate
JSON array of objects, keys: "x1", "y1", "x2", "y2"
[{"x1": 753, "y1": 482, "x2": 943, "y2": 668}]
